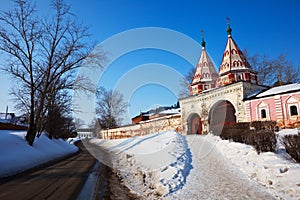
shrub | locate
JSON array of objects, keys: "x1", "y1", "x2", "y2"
[
  {"x1": 249, "y1": 130, "x2": 277, "y2": 153},
  {"x1": 251, "y1": 121, "x2": 276, "y2": 131},
  {"x1": 283, "y1": 134, "x2": 300, "y2": 163},
  {"x1": 218, "y1": 122, "x2": 277, "y2": 154},
  {"x1": 233, "y1": 122, "x2": 251, "y2": 130},
  {"x1": 220, "y1": 124, "x2": 252, "y2": 144}
]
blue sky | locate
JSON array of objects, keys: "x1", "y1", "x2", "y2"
[{"x1": 1, "y1": 0, "x2": 300, "y2": 125}]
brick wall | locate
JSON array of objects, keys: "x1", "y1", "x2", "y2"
[{"x1": 98, "y1": 114, "x2": 182, "y2": 139}]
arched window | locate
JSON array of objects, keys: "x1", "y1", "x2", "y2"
[
  {"x1": 260, "y1": 109, "x2": 267, "y2": 119},
  {"x1": 290, "y1": 105, "x2": 298, "y2": 116},
  {"x1": 232, "y1": 61, "x2": 236, "y2": 67},
  {"x1": 231, "y1": 49, "x2": 238, "y2": 54},
  {"x1": 258, "y1": 102, "x2": 269, "y2": 120},
  {"x1": 238, "y1": 74, "x2": 243, "y2": 80}
]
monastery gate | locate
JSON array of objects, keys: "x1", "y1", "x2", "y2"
[
  {"x1": 180, "y1": 20, "x2": 267, "y2": 134},
  {"x1": 180, "y1": 81, "x2": 266, "y2": 134},
  {"x1": 98, "y1": 20, "x2": 300, "y2": 139}
]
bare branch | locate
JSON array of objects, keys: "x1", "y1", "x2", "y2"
[{"x1": 0, "y1": 0, "x2": 105, "y2": 145}]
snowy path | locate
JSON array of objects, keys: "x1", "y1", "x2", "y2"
[{"x1": 171, "y1": 135, "x2": 275, "y2": 199}]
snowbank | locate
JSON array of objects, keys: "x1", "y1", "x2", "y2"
[
  {"x1": 0, "y1": 130, "x2": 78, "y2": 178},
  {"x1": 89, "y1": 131, "x2": 192, "y2": 198},
  {"x1": 89, "y1": 129, "x2": 300, "y2": 199},
  {"x1": 204, "y1": 130, "x2": 300, "y2": 200}
]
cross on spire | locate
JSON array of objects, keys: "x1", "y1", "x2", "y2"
[
  {"x1": 226, "y1": 17, "x2": 230, "y2": 25},
  {"x1": 200, "y1": 30, "x2": 206, "y2": 48},
  {"x1": 226, "y1": 17, "x2": 232, "y2": 36}
]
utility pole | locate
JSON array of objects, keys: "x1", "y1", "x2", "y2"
[{"x1": 5, "y1": 106, "x2": 8, "y2": 120}]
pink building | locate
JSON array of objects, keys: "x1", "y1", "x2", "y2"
[{"x1": 245, "y1": 83, "x2": 300, "y2": 128}]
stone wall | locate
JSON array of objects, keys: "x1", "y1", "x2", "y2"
[
  {"x1": 180, "y1": 81, "x2": 267, "y2": 134},
  {"x1": 98, "y1": 114, "x2": 181, "y2": 139}
]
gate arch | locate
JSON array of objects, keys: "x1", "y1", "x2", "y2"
[
  {"x1": 187, "y1": 113, "x2": 202, "y2": 134},
  {"x1": 209, "y1": 100, "x2": 236, "y2": 128}
]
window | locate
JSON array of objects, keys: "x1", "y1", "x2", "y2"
[
  {"x1": 290, "y1": 105, "x2": 298, "y2": 116},
  {"x1": 260, "y1": 109, "x2": 267, "y2": 119},
  {"x1": 238, "y1": 74, "x2": 242, "y2": 80}
]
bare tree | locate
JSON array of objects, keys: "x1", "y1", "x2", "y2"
[
  {"x1": 0, "y1": 0, "x2": 103, "y2": 145},
  {"x1": 88, "y1": 118, "x2": 102, "y2": 138},
  {"x1": 95, "y1": 86, "x2": 128, "y2": 129},
  {"x1": 178, "y1": 67, "x2": 196, "y2": 98},
  {"x1": 244, "y1": 50, "x2": 300, "y2": 86},
  {"x1": 74, "y1": 117, "x2": 85, "y2": 129},
  {"x1": 44, "y1": 88, "x2": 74, "y2": 139}
]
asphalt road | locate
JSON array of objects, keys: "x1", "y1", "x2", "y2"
[{"x1": 0, "y1": 141, "x2": 96, "y2": 200}]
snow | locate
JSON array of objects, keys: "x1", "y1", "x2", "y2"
[
  {"x1": 246, "y1": 88, "x2": 264, "y2": 99},
  {"x1": 0, "y1": 130, "x2": 78, "y2": 178},
  {"x1": 89, "y1": 129, "x2": 300, "y2": 199},
  {"x1": 172, "y1": 135, "x2": 273, "y2": 199},
  {"x1": 89, "y1": 131, "x2": 192, "y2": 198},
  {"x1": 159, "y1": 108, "x2": 180, "y2": 115},
  {"x1": 256, "y1": 83, "x2": 300, "y2": 98},
  {"x1": 276, "y1": 128, "x2": 300, "y2": 153},
  {"x1": 203, "y1": 133, "x2": 300, "y2": 200}
]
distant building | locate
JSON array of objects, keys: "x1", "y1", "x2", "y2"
[
  {"x1": 0, "y1": 113, "x2": 15, "y2": 123},
  {"x1": 131, "y1": 106, "x2": 180, "y2": 124},
  {"x1": 132, "y1": 112, "x2": 150, "y2": 124},
  {"x1": 77, "y1": 128, "x2": 94, "y2": 139}
]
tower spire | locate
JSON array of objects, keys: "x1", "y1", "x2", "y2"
[
  {"x1": 226, "y1": 17, "x2": 232, "y2": 36},
  {"x1": 217, "y1": 19, "x2": 258, "y2": 87},
  {"x1": 190, "y1": 30, "x2": 218, "y2": 95},
  {"x1": 201, "y1": 30, "x2": 206, "y2": 48}
]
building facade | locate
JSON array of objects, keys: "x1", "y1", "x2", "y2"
[
  {"x1": 180, "y1": 81, "x2": 266, "y2": 134},
  {"x1": 180, "y1": 21, "x2": 300, "y2": 135},
  {"x1": 245, "y1": 83, "x2": 300, "y2": 128},
  {"x1": 100, "y1": 21, "x2": 300, "y2": 139},
  {"x1": 180, "y1": 21, "x2": 267, "y2": 134}
]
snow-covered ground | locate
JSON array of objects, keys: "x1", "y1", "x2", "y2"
[
  {"x1": 199, "y1": 133, "x2": 300, "y2": 199},
  {"x1": 0, "y1": 130, "x2": 78, "y2": 178},
  {"x1": 89, "y1": 129, "x2": 300, "y2": 199}
]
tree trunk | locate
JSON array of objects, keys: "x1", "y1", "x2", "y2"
[
  {"x1": 26, "y1": 123, "x2": 36, "y2": 146},
  {"x1": 48, "y1": 107, "x2": 54, "y2": 140},
  {"x1": 25, "y1": 84, "x2": 37, "y2": 146},
  {"x1": 25, "y1": 100, "x2": 36, "y2": 146}
]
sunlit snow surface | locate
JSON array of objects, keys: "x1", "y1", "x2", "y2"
[
  {"x1": 89, "y1": 129, "x2": 300, "y2": 199},
  {"x1": 0, "y1": 130, "x2": 78, "y2": 178}
]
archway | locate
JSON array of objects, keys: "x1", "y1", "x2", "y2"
[
  {"x1": 187, "y1": 113, "x2": 202, "y2": 134},
  {"x1": 209, "y1": 100, "x2": 236, "y2": 128}
]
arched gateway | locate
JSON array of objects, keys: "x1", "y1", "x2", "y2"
[
  {"x1": 179, "y1": 22, "x2": 267, "y2": 135},
  {"x1": 180, "y1": 81, "x2": 265, "y2": 134},
  {"x1": 187, "y1": 113, "x2": 202, "y2": 134},
  {"x1": 209, "y1": 100, "x2": 236, "y2": 126}
]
